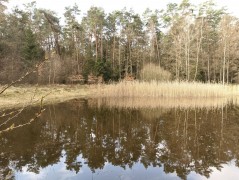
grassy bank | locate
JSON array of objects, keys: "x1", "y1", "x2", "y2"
[
  {"x1": 97, "y1": 81, "x2": 239, "y2": 98},
  {"x1": 1, "y1": 81, "x2": 239, "y2": 110},
  {"x1": 0, "y1": 85, "x2": 96, "y2": 109}
]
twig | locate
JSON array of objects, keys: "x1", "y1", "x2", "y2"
[
  {"x1": 0, "y1": 89, "x2": 51, "y2": 128},
  {"x1": 0, "y1": 96, "x2": 45, "y2": 134},
  {"x1": 0, "y1": 108, "x2": 25, "y2": 127},
  {"x1": 0, "y1": 110, "x2": 22, "y2": 118},
  {"x1": 0, "y1": 59, "x2": 48, "y2": 134}
]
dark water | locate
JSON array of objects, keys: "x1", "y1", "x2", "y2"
[{"x1": 1, "y1": 99, "x2": 239, "y2": 180}]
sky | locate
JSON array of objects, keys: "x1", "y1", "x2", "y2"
[{"x1": 6, "y1": 0, "x2": 239, "y2": 18}]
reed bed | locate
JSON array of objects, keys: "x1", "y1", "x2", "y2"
[
  {"x1": 97, "y1": 81, "x2": 239, "y2": 99},
  {"x1": 94, "y1": 97, "x2": 238, "y2": 109}
]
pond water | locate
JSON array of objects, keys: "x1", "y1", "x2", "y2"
[{"x1": 1, "y1": 98, "x2": 239, "y2": 180}]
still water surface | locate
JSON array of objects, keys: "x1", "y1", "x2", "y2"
[{"x1": 1, "y1": 98, "x2": 239, "y2": 180}]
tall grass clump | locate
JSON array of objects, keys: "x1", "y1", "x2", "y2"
[
  {"x1": 97, "y1": 81, "x2": 239, "y2": 99},
  {"x1": 94, "y1": 97, "x2": 238, "y2": 109},
  {"x1": 140, "y1": 63, "x2": 171, "y2": 82}
]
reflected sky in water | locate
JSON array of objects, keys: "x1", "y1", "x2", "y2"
[
  {"x1": 15, "y1": 154, "x2": 239, "y2": 180},
  {"x1": 16, "y1": 152, "x2": 180, "y2": 180},
  {"x1": 1, "y1": 98, "x2": 239, "y2": 180}
]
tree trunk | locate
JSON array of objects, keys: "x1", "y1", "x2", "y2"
[
  {"x1": 222, "y1": 42, "x2": 226, "y2": 85},
  {"x1": 113, "y1": 34, "x2": 116, "y2": 69},
  {"x1": 118, "y1": 40, "x2": 121, "y2": 79},
  {"x1": 95, "y1": 28, "x2": 98, "y2": 61},
  {"x1": 194, "y1": 17, "x2": 203, "y2": 81},
  {"x1": 100, "y1": 29, "x2": 103, "y2": 60}
]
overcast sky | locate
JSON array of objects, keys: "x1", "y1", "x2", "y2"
[{"x1": 6, "y1": 0, "x2": 239, "y2": 17}]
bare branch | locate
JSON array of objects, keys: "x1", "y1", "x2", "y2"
[{"x1": 0, "y1": 96, "x2": 45, "y2": 134}]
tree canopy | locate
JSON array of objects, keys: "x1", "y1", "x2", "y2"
[{"x1": 0, "y1": 0, "x2": 239, "y2": 84}]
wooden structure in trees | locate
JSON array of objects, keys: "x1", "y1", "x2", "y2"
[
  {"x1": 67, "y1": 74, "x2": 85, "y2": 84},
  {"x1": 87, "y1": 74, "x2": 98, "y2": 84},
  {"x1": 123, "y1": 75, "x2": 135, "y2": 81},
  {"x1": 68, "y1": 74, "x2": 104, "y2": 84}
]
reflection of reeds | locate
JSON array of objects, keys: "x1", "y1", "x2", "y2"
[
  {"x1": 94, "y1": 97, "x2": 239, "y2": 109},
  {"x1": 97, "y1": 81, "x2": 239, "y2": 98}
]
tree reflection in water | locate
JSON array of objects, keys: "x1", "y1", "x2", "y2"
[{"x1": 1, "y1": 99, "x2": 239, "y2": 179}]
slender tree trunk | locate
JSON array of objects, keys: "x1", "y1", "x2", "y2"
[
  {"x1": 187, "y1": 28, "x2": 190, "y2": 81},
  {"x1": 222, "y1": 41, "x2": 226, "y2": 85},
  {"x1": 194, "y1": 17, "x2": 203, "y2": 81},
  {"x1": 155, "y1": 32, "x2": 160, "y2": 66},
  {"x1": 129, "y1": 42, "x2": 133, "y2": 76},
  {"x1": 53, "y1": 59, "x2": 55, "y2": 84},
  {"x1": 113, "y1": 34, "x2": 116, "y2": 69},
  {"x1": 95, "y1": 29, "x2": 98, "y2": 61},
  {"x1": 118, "y1": 40, "x2": 121, "y2": 79},
  {"x1": 185, "y1": 40, "x2": 188, "y2": 81},
  {"x1": 226, "y1": 49, "x2": 230, "y2": 83},
  {"x1": 178, "y1": 36, "x2": 182, "y2": 81},
  {"x1": 226, "y1": 58, "x2": 229, "y2": 84},
  {"x1": 187, "y1": 44, "x2": 190, "y2": 81},
  {"x1": 207, "y1": 56, "x2": 210, "y2": 82},
  {"x1": 176, "y1": 51, "x2": 178, "y2": 80},
  {"x1": 100, "y1": 29, "x2": 103, "y2": 60}
]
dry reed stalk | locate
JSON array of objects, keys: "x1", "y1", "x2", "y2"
[
  {"x1": 140, "y1": 63, "x2": 171, "y2": 81},
  {"x1": 97, "y1": 81, "x2": 239, "y2": 99},
  {"x1": 93, "y1": 97, "x2": 238, "y2": 109}
]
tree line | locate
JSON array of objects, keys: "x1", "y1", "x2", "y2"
[{"x1": 0, "y1": 0, "x2": 239, "y2": 84}]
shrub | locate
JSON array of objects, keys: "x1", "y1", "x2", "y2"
[{"x1": 140, "y1": 63, "x2": 171, "y2": 82}]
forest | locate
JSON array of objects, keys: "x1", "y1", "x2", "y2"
[
  {"x1": 0, "y1": 0, "x2": 239, "y2": 84},
  {"x1": 2, "y1": 1, "x2": 239, "y2": 179}
]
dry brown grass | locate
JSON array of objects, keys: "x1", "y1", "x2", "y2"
[
  {"x1": 0, "y1": 84, "x2": 96, "y2": 109},
  {"x1": 140, "y1": 63, "x2": 172, "y2": 81},
  {"x1": 97, "y1": 81, "x2": 239, "y2": 99},
  {"x1": 95, "y1": 81, "x2": 239, "y2": 109},
  {"x1": 94, "y1": 97, "x2": 238, "y2": 109},
  {"x1": 1, "y1": 81, "x2": 238, "y2": 110}
]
